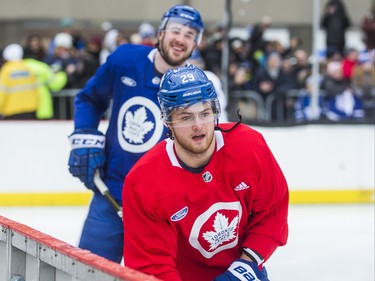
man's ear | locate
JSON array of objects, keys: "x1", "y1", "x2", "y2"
[{"x1": 157, "y1": 31, "x2": 163, "y2": 40}]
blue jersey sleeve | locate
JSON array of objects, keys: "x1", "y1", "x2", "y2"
[{"x1": 73, "y1": 52, "x2": 117, "y2": 129}]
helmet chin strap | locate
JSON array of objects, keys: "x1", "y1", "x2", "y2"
[
  {"x1": 166, "y1": 130, "x2": 175, "y2": 140},
  {"x1": 215, "y1": 109, "x2": 242, "y2": 133}
]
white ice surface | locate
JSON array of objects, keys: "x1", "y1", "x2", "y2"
[{"x1": 0, "y1": 204, "x2": 374, "y2": 281}]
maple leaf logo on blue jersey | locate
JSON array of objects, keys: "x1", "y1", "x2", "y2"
[{"x1": 123, "y1": 106, "x2": 154, "y2": 144}]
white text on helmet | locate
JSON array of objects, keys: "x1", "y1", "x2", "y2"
[
  {"x1": 180, "y1": 13, "x2": 195, "y2": 21},
  {"x1": 183, "y1": 90, "x2": 201, "y2": 97}
]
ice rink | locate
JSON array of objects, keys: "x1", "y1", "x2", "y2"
[{"x1": 0, "y1": 203, "x2": 374, "y2": 281}]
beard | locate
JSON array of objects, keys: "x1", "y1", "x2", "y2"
[
  {"x1": 158, "y1": 38, "x2": 194, "y2": 67},
  {"x1": 172, "y1": 127, "x2": 215, "y2": 156}
]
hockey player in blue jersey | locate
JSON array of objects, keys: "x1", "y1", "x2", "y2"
[{"x1": 68, "y1": 5, "x2": 205, "y2": 262}]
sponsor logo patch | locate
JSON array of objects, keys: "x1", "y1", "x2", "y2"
[
  {"x1": 171, "y1": 206, "x2": 188, "y2": 221},
  {"x1": 152, "y1": 76, "x2": 160, "y2": 85},
  {"x1": 121, "y1": 76, "x2": 137, "y2": 87}
]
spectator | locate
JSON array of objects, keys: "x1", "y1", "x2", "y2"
[
  {"x1": 188, "y1": 49, "x2": 229, "y2": 123},
  {"x1": 342, "y1": 47, "x2": 359, "y2": 81},
  {"x1": 99, "y1": 28, "x2": 120, "y2": 65},
  {"x1": 60, "y1": 17, "x2": 86, "y2": 51},
  {"x1": 23, "y1": 52, "x2": 67, "y2": 119},
  {"x1": 282, "y1": 57, "x2": 298, "y2": 89},
  {"x1": 230, "y1": 38, "x2": 248, "y2": 66},
  {"x1": 86, "y1": 35, "x2": 102, "y2": 66},
  {"x1": 322, "y1": 61, "x2": 364, "y2": 121},
  {"x1": 321, "y1": 0, "x2": 351, "y2": 58},
  {"x1": 122, "y1": 64, "x2": 289, "y2": 281},
  {"x1": 247, "y1": 16, "x2": 272, "y2": 73},
  {"x1": 67, "y1": 5, "x2": 205, "y2": 263},
  {"x1": 0, "y1": 44, "x2": 39, "y2": 119},
  {"x1": 281, "y1": 35, "x2": 302, "y2": 59},
  {"x1": 138, "y1": 21, "x2": 157, "y2": 47},
  {"x1": 360, "y1": 3, "x2": 375, "y2": 51},
  {"x1": 294, "y1": 62, "x2": 326, "y2": 122},
  {"x1": 229, "y1": 62, "x2": 258, "y2": 121},
  {"x1": 351, "y1": 52, "x2": 375, "y2": 120},
  {"x1": 116, "y1": 31, "x2": 129, "y2": 47},
  {"x1": 23, "y1": 34, "x2": 46, "y2": 62},
  {"x1": 291, "y1": 49, "x2": 312, "y2": 89},
  {"x1": 0, "y1": 47, "x2": 5, "y2": 68},
  {"x1": 44, "y1": 32, "x2": 80, "y2": 89},
  {"x1": 247, "y1": 51, "x2": 294, "y2": 121},
  {"x1": 47, "y1": 17, "x2": 85, "y2": 56},
  {"x1": 194, "y1": 33, "x2": 210, "y2": 70},
  {"x1": 231, "y1": 62, "x2": 252, "y2": 91},
  {"x1": 99, "y1": 21, "x2": 129, "y2": 65},
  {"x1": 204, "y1": 32, "x2": 223, "y2": 77},
  {"x1": 73, "y1": 35, "x2": 102, "y2": 88}
]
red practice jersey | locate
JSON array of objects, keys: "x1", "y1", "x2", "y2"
[{"x1": 122, "y1": 123, "x2": 289, "y2": 281}]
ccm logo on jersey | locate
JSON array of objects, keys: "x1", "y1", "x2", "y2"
[
  {"x1": 121, "y1": 76, "x2": 137, "y2": 87},
  {"x1": 171, "y1": 206, "x2": 188, "y2": 221}
]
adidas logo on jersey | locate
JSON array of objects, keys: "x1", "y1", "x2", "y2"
[{"x1": 234, "y1": 181, "x2": 250, "y2": 191}]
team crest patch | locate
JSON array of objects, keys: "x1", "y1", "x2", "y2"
[
  {"x1": 117, "y1": 96, "x2": 164, "y2": 153},
  {"x1": 202, "y1": 171, "x2": 212, "y2": 183},
  {"x1": 189, "y1": 202, "x2": 242, "y2": 258},
  {"x1": 202, "y1": 212, "x2": 239, "y2": 250},
  {"x1": 123, "y1": 106, "x2": 154, "y2": 144}
]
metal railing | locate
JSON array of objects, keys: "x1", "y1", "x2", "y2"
[
  {"x1": 52, "y1": 89, "x2": 80, "y2": 120},
  {"x1": 52, "y1": 89, "x2": 112, "y2": 120},
  {"x1": 0, "y1": 215, "x2": 160, "y2": 281},
  {"x1": 229, "y1": 89, "x2": 313, "y2": 124},
  {"x1": 52, "y1": 88, "x2": 374, "y2": 125},
  {"x1": 52, "y1": 88, "x2": 312, "y2": 123}
]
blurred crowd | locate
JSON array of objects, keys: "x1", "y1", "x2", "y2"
[{"x1": 0, "y1": 0, "x2": 374, "y2": 123}]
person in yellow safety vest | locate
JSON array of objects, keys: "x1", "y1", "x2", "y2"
[
  {"x1": 0, "y1": 43, "x2": 39, "y2": 119},
  {"x1": 23, "y1": 57, "x2": 67, "y2": 119}
]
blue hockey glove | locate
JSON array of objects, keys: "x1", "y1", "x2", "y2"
[
  {"x1": 213, "y1": 259, "x2": 269, "y2": 281},
  {"x1": 68, "y1": 129, "x2": 106, "y2": 191}
]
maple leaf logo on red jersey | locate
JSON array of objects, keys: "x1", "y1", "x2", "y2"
[
  {"x1": 189, "y1": 202, "x2": 242, "y2": 258},
  {"x1": 202, "y1": 212, "x2": 239, "y2": 250}
]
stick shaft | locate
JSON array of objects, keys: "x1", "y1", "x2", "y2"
[{"x1": 93, "y1": 171, "x2": 123, "y2": 219}]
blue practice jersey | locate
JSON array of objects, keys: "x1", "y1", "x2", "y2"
[{"x1": 73, "y1": 44, "x2": 168, "y2": 200}]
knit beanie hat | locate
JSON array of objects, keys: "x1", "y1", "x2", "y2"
[{"x1": 2, "y1": 43, "x2": 23, "y2": 61}]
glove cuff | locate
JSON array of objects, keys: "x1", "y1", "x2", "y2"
[
  {"x1": 69, "y1": 130, "x2": 106, "y2": 149},
  {"x1": 243, "y1": 247, "x2": 264, "y2": 265}
]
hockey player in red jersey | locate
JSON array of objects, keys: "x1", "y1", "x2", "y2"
[{"x1": 122, "y1": 64, "x2": 289, "y2": 281}]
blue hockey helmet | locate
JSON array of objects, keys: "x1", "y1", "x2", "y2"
[
  {"x1": 159, "y1": 5, "x2": 204, "y2": 43},
  {"x1": 158, "y1": 64, "x2": 221, "y2": 123}
]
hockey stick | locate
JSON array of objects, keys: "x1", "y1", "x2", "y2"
[{"x1": 93, "y1": 170, "x2": 123, "y2": 219}]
